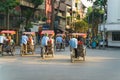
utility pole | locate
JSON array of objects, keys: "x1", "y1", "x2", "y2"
[
  {"x1": 51, "y1": 0, "x2": 55, "y2": 30},
  {"x1": 102, "y1": 13, "x2": 106, "y2": 49},
  {"x1": 92, "y1": 5, "x2": 94, "y2": 37}
]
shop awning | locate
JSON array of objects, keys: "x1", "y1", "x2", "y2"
[
  {"x1": 72, "y1": 33, "x2": 87, "y2": 38},
  {"x1": 23, "y1": 32, "x2": 35, "y2": 36},
  {"x1": 41, "y1": 30, "x2": 54, "y2": 35},
  {"x1": 56, "y1": 33, "x2": 66, "y2": 36},
  {"x1": 1, "y1": 30, "x2": 16, "y2": 34}
]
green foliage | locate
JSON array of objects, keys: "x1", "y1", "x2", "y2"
[
  {"x1": 30, "y1": 0, "x2": 44, "y2": 8},
  {"x1": 22, "y1": 9, "x2": 33, "y2": 28},
  {"x1": 75, "y1": 20, "x2": 89, "y2": 32},
  {"x1": 23, "y1": 8, "x2": 33, "y2": 19},
  {"x1": 0, "y1": 0, "x2": 19, "y2": 12},
  {"x1": 42, "y1": 16, "x2": 47, "y2": 21},
  {"x1": 99, "y1": 9, "x2": 104, "y2": 14},
  {"x1": 0, "y1": 0, "x2": 20, "y2": 29},
  {"x1": 86, "y1": 7, "x2": 93, "y2": 15},
  {"x1": 76, "y1": 14, "x2": 80, "y2": 20},
  {"x1": 84, "y1": 2, "x2": 106, "y2": 36},
  {"x1": 26, "y1": 22, "x2": 33, "y2": 28},
  {"x1": 94, "y1": 0, "x2": 107, "y2": 14},
  {"x1": 38, "y1": 15, "x2": 42, "y2": 20},
  {"x1": 22, "y1": 0, "x2": 44, "y2": 30},
  {"x1": 85, "y1": 7, "x2": 104, "y2": 24},
  {"x1": 94, "y1": 0, "x2": 107, "y2": 6}
]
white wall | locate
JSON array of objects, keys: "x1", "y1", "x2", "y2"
[
  {"x1": 99, "y1": 23, "x2": 120, "y2": 31},
  {"x1": 100, "y1": 0, "x2": 120, "y2": 47},
  {"x1": 107, "y1": 0, "x2": 120, "y2": 23},
  {"x1": 118, "y1": 0, "x2": 120, "y2": 22},
  {"x1": 30, "y1": 25, "x2": 39, "y2": 32}
]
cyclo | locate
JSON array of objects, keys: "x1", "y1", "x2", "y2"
[
  {"x1": 70, "y1": 33, "x2": 87, "y2": 62},
  {"x1": 20, "y1": 32, "x2": 36, "y2": 56},
  {"x1": 0, "y1": 30, "x2": 16, "y2": 56},
  {"x1": 40, "y1": 30, "x2": 54, "y2": 59},
  {"x1": 55, "y1": 33, "x2": 66, "y2": 51}
]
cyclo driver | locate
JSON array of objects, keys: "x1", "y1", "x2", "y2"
[
  {"x1": 0, "y1": 34, "x2": 6, "y2": 52},
  {"x1": 41, "y1": 33, "x2": 49, "y2": 53}
]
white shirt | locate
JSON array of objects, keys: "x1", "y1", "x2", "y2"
[{"x1": 0, "y1": 36, "x2": 6, "y2": 43}]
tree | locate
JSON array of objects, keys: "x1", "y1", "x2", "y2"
[
  {"x1": 29, "y1": 0, "x2": 44, "y2": 18},
  {"x1": 22, "y1": 0, "x2": 44, "y2": 31},
  {"x1": 74, "y1": 20, "x2": 89, "y2": 33},
  {"x1": 85, "y1": 7, "x2": 104, "y2": 23},
  {"x1": 0, "y1": 0, "x2": 19, "y2": 29},
  {"x1": 84, "y1": 0, "x2": 106, "y2": 36},
  {"x1": 94, "y1": 0, "x2": 107, "y2": 15}
]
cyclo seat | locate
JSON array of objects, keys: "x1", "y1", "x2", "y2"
[{"x1": 77, "y1": 44, "x2": 84, "y2": 57}]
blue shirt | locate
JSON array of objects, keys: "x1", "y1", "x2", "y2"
[
  {"x1": 56, "y1": 36, "x2": 63, "y2": 43},
  {"x1": 41, "y1": 36, "x2": 49, "y2": 46},
  {"x1": 69, "y1": 38, "x2": 78, "y2": 48},
  {"x1": 0, "y1": 36, "x2": 6, "y2": 43},
  {"x1": 21, "y1": 35, "x2": 28, "y2": 44}
]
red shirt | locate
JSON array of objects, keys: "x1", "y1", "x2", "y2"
[{"x1": 78, "y1": 41, "x2": 83, "y2": 45}]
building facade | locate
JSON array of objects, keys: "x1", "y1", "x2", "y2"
[
  {"x1": 53, "y1": 0, "x2": 86, "y2": 33},
  {"x1": 99, "y1": 0, "x2": 120, "y2": 47},
  {"x1": 45, "y1": 0, "x2": 52, "y2": 26},
  {"x1": 44, "y1": 0, "x2": 90, "y2": 33}
]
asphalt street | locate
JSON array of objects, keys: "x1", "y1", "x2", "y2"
[{"x1": 0, "y1": 46, "x2": 120, "y2": 80}]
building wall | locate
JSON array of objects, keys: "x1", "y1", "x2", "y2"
[
  {"x1": 118, "y1": 0, "x2": 120, "y2": 21},
  {"x1": 53, "y1": 0, "x2": 85, "y2": 32},
  {"x1": 107, "y1": 0, "x2": 120, "y2": 23},
  {"x1": 98, "y1": 0, "x2": 120, "y2": 47},
  {"x1": 108, "y1": 32, "x2": 120, "y2": 47},
  {"x1": 19, "y1": 0, "x2": 34, "y2": 8},
  {"x1": 45, "y1": 0, "x2": 52, "y2": 25}
]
